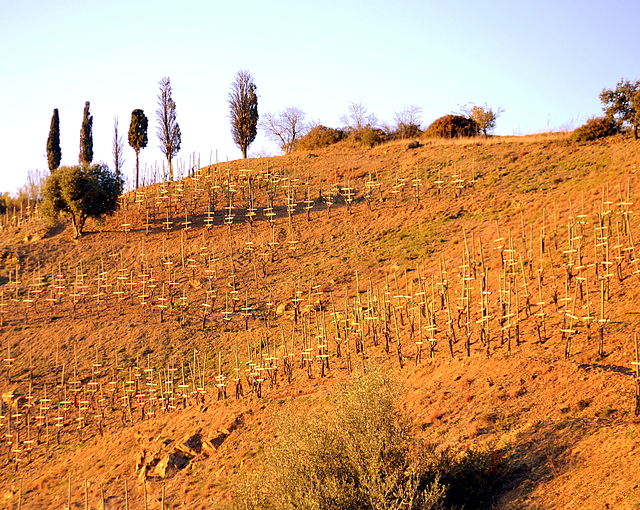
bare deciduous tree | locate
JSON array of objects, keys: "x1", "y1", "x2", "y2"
[
  {"x1": 157, "y1": 77, "x2": 181, "y2": 180},
  {"x1": 393, "y1": 105, "x2": 423, "y2": 139},
  {"x1": 229, "y1": 70, "x2": 259, "y2": 158},
  {"x1": 112, "y1": 117, "x2": 125, "y2": 186},
  {"x1": 341, "y1": 102, "x2": 378, "y2": 131},
  {"x1": 261, "y1": 107, "x2": 308, "y2": 154}
]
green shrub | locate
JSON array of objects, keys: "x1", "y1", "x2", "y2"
[
  {"x1": 424, "y1": 114, "x2": 479, "y2": 138},
  {"x1": 349, "y1": 126, "x2": 387, "y2": 148},
  {"x1": 572, "y1": 116, "x2": 619, "y2": 142},
  {"x1": 233, "y1": 372, "x2": 504, "y2": 510},
  {"x1": 296, "y1": 125, "x2": 345, "y2": 150},
  {"x1": 392, "y1": 122, "x2": 423, "y2": 140}
]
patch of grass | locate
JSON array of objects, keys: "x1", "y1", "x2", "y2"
[
  {"x1": 595, "y1": 406, "x2": 618, "y2": 419},
  {"x1": 370, "y1": 223, "x2": 443, "y2": 263}
]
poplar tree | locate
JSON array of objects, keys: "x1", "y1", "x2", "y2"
[
  {"x1": 156, "y1": 77, "x2": 181, "y2": 180},
  {"x1": 79, "y1": 101, "x2": 93, "y2": 166},
  {"x1": 46, "y1": 108, "x2": 61, "y2": 172},
  {"x1": 128, "y1": 109, "x2": 148, "y2": 188},
  {"x1": 113, "y1": 117, "x2": 125, "y2": 186},
  {"x1": 229, "y1": 70, "x2": 259, "y2": 158}
]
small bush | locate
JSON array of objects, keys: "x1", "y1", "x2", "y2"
[
  {"x1": 572, "y1": 116, "x2": 619, "y2": 142},
  {"x1": 393, "y1": 122, "x2": 423, "y2": 140},
  {"x1": 296, "y1": 125, "x2": 345, "y2": 151},
  {"x1": 233, "y1": 372, "x2": 504, "y2": 510},
  {"x1": 348, "y1": 126, "x2": 388, "y2": 148},
  {"x1": 424, "y1": 114, "x2": 479, "y2": 138}
]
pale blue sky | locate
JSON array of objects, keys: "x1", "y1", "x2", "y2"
[{"x1": 1, "y1": 0, "x2": 639, "y2": 193}]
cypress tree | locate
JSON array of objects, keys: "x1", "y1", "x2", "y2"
[
  {"x1": 128, "y1": 109, "x2": 148, "y2": 189},
  {"x1": 79, "y1": 101, "x2": 93, "y2": 166},
  {"x1": 46, "y1": 108, "x2": 61, "y2": 172}
]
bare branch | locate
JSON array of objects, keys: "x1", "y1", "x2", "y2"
[{"x1": 261, "y1": 107, "x2": 308, "y2": 154}]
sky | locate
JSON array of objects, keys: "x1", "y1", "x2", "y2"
[{"x1": 1, "y1": 0, "x2": 639, "y2": 194}]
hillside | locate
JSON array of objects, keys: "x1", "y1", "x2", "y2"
[{"x1": 1, "y1": 133, "x2": 640, "y2": 509}]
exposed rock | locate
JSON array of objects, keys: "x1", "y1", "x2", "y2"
[
  {"x1": 1, "y1": 387, "x2": 24, "y2": 409},
  {"x1": 176, "y1": 430, "x2": 202, "y2": 457},
  {"x1": 152, "y1": 451, "x2": 191, "y2": 478},
  {"x1": 276, "y1": 301, "x2": 294, "y2": 315},
  {"x1": 208, "y1": 431, "x2": 230, "y2": 450}
]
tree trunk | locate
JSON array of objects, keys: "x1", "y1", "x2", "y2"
[
  {"x1": 70, "y1": 215, "x2": 82, "y2": 239},
  {"x1": 634, "y1": 125, "x2": 638, "y2": 140},
  {"x1": 135, "y1": 150, "x2": 140, "y2": 189},
  {"x1": 168, "y1": 157, "x2": 173, "y2": 181},
  {"x1": 242, "y1": 146, "x2": 247, "y2": 159}
]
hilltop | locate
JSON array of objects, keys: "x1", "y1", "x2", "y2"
[{"x1": 1, "y1": 133, "x2": 640, "y2": 509}]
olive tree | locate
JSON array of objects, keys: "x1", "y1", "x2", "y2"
[
  {"x1": 460, "y1": 104, "x2": 503, "y2": 137},
  {"x1": 42, "y1": 164, "x2": 122, "y2": 238},
  {"x1": 600, "y1": 79, "x2": 640, "y2": 139}
]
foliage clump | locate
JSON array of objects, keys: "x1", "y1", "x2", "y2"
[
  {"x1": 128, "y1": 108, "x2": 149, "y2": 189},
  {"x1": 234, "y1": 372, "x2": 503, "y2": 510},
  {"x1": 41, "y1": 164, "x2": 121, "y2": 238},
  {"x1": 462, "y1": 104, "x2": 502, "y2": 137},
  {"x1": 572, "y1": 116, "x2": 619, "y2": 142},
  {"x1": 349, "y1": 126, "x2": 387, "y2": 148},
  {"x1": 229, "y1": 70, "x2": 259, "y2": 158},
  {"x1": 46, "y1": 108, "x2": 61, "y2": 172},
  {"x1": 600, "y1": 79, "x2": 640, "y2": 139},
  {"x1": 79, "y1": 101, "x2": 93, "y2": 166},
  {"x1": 424, "y1": 114, "x2": 479, "y2": 138},
  {"x1": 392, "y1": 122, "x2": 423, "y2": 140},
  {"x1": 296, "y1": 125, "x2": 345, "y2": 151},
  {"x1": 392, "y1": 105, "x2": 423, "y2": 139}
]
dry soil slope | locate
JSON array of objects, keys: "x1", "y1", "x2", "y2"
[{"x1": 1, "y1": 133, "x2": 640, "y2": 508}]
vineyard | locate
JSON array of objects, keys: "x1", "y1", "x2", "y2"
[{"x1": 1, "y1": 134, "x2": 640, "y2": 508}]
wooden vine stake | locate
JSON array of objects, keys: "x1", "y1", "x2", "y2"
[{"x1": 634, "y1": 333, "x2": 640, "y2": 416}]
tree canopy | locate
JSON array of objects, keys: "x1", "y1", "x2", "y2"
[
  {"x1": 79, "y1": 101, "x2": 93, "y2": 166},
  {"x1": 424, "y1": 115, "x2": 479, "y2": 138},
  {"x1": 600, "y1": 79, "x2": 640, "y2": 139},
  {"x1": 42, "y1": 163, "x2": 121, "y2": 238},
  {"x1": 46, "y1": 108, "x2": 61, "y2": 172},
  {"x1": 229, "y1": 70, "x2": 258, "y2": 158},
  {"x1": 156, "y1": 77, "x2": 181, "y2": 180},
  {"x1": 128, "y1": 108, "x2": 148, "y2": 188}
]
